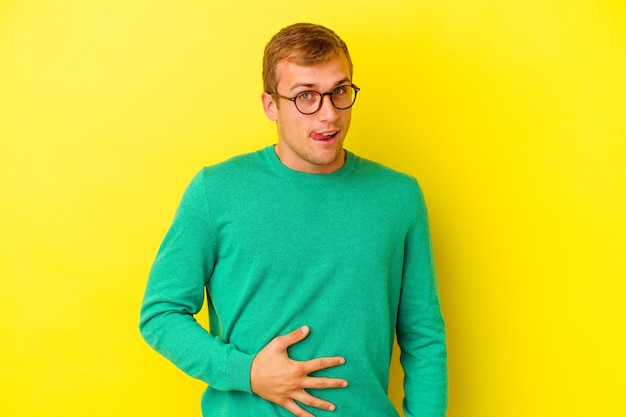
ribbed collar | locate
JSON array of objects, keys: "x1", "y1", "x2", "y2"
[{"x1": 262, "y1": 144, "x2": 355, "y2": 184}]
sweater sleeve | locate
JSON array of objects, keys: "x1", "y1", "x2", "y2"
[
  {"x1": 396, "y1": 182, "x2": 448, "y2": 417},
  {"x1": 139, "y1": 170, "x2": 255, "y2": 392}
]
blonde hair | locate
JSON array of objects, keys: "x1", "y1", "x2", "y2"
[{"x1": 263, "y1": 23, "x2": 353, "y2": 93}]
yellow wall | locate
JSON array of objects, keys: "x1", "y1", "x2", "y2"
[{"x1": 1, "y1": 1, "x2": 624, "y2": 416}]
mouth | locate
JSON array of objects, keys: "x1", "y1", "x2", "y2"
[{"x1": 310, "y1": 130, "x2": 339, "y2": 142}]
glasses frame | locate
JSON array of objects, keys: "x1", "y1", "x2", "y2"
[{"x1": 270, "y1": 84, "x2": 360, "y2": 115}]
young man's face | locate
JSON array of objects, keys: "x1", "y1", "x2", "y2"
[{"x1": 262, "y1": 54, "x2": 353, "y2": 174}]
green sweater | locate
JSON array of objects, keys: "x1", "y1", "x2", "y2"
[{"x1": 140, "y1": 146, "x2": 447, "y2": 416}]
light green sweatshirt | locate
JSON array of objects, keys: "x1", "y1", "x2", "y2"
[{"x1": 139, "y1": 145, "x2": 447, "y2": 416}]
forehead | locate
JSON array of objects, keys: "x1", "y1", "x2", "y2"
[{"x1": 275, "y1": 55, "x2": 352, "y2": 93}]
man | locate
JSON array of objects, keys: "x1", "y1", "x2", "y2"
[{"x1": 140, "y1": 23, "x2": 447, "y2": 417}]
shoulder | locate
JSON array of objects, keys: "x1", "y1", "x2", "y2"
[
  {"x1": 181, "y1": 147, "x2": 285, "y2": 209},
  {"x1": 350, "y1": 153, "x2": 422, "y2": 194},
  {"x1": 189, "y1": 148, "x2": 271, "y2": 187},
  {"x1": 347, "y1": 153, "x2": 428, "y2": 218},
  {"x1": 202, "y1": 149, "x2": 266, "y2": 176}
]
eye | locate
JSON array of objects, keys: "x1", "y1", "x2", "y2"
[
  {"x1": 297, "y1": 91, "x2": 314, "y2": 101},
  {"x1": 333, "y1": 86, "x2": 347, "y2": 95}
]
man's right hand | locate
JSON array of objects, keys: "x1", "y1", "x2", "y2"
[{"x1": 250, "y1": 325, "x2": 348, "y2": 417}]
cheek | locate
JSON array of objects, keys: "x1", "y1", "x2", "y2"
[
  {"x1": 340, "y1": 113, "x2": 352, "y2": 131},
  {"x1": 278, "y1": 119, "x2": 301, "y2": 143},
  {"x1": 279, "y1": 113, "x2": 311, "y2": 136}
]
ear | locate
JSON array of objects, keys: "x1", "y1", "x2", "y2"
[{"x1": 261, "y1": 92, "x2": 278, "y2": 121}]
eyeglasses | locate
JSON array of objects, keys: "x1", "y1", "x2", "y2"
[{"x1": 270, "y1": 84, "x2": 360, "y2": 115}]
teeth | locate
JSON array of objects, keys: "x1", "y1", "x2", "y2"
[{"x1": 323, "y1": 132, "x2": 336, "y2": 136}]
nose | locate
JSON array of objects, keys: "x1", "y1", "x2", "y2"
[{"x1": 317, "y1": 93, "x2": 339, "y2": 121}]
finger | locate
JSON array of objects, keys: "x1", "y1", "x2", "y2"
[
  {"x1": 273, "y1": 325, "x2": 310, "y2": 350},
  {"x1": 293, "y1": 390, "x2": 338, "y2": 413},
  {"x1": 283, "y1": 399, "x2": 316, "y2": 417},
  {"x1": 302, "y1": 376, "x2": 349, "y2": 390},
  {"x1": 303, "y1": 356, "x2": 346, "y2": 373}
]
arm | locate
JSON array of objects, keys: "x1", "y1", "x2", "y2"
[
  {"x1": 397, "y1": 184, "x2": 448, "y2": 417},
  {"x1": 139, "y1": 171, "x2": 347, "y2": 410},
  {"x1": 139, "y1": 171, "x2": 253, "y2": 391}
]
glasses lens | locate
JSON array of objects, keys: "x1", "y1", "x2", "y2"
[
  {"x1": 295, "y1": 92, "x2": 321, "y2": 114},
  {"x1": 331, "y1": 85, "x2": 357, "y2": 109}
]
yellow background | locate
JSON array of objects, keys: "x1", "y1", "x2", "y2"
[{"x1": 1, "y1": 1, "x2": 624, "y2": 416}]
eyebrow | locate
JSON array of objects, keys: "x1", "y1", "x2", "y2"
[{"x1": 288, "y1": 77, "x2": 351, "y2": 93}]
